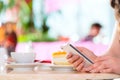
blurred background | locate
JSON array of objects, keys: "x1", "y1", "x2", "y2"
[{"x1": 0, "y1": 0, "x2": 116, "y2": 60}]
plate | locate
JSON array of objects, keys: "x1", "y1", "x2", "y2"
[
  {"x1": 49, "y1": 65, "x2": 74, "y2": 72},
  {"x1": 6, "y1": 63, "x2": 40, "y2": 71},
  {"x1": 7, "y1": 63, "x2": 40, "y2": 67}
]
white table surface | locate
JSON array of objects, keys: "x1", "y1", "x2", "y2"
[{"x1": 0, "y1": 69, "x2": 119, "y2": 80}]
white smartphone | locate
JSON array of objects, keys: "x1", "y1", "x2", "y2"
[{"x1": 61, "y1": 44, "x2": 94, "y2": 65}]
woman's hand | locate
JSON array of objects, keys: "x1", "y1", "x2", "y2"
[
  {"x1": 66, "y1": 53, "x2": 84, "y2": 71},
  {"x1": 84, "y1": 56, "x2": 120, "y2": 74},
  {"x1": 66, "y1": 47, "x2": 97, "y2": 71}
]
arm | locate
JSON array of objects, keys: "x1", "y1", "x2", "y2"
[{"x1": 106, "y1": 22, "x2": 120, "y2": 57}]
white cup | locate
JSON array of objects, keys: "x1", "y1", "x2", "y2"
[{"x1": 11, "y1": 52, "x2": 35, "y2": 63}]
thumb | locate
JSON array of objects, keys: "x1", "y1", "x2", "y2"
[{"x1": 95, "y1": 56, "x2": 107, "y2": 62}]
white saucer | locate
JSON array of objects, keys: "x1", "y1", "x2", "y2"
[
  {"x1": 49, "y1": 65, "x2": 74, "y2": 72},
  {"x1": 7, "y1": 63, "x2": 40, "y2": 72},
  {"x1": 7, "y1": 63, "x2": 40, "y2": 67}
]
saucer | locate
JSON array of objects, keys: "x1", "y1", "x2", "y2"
[
  {"x1": 49, "y1": 65, "x2": 74, "y2": 72},
  {"x1": 6, "y1": 63, "x2": 40, "y2": 72},
  {"x1": 7, "y1": 63, "x2": 40, "y2": 67}
]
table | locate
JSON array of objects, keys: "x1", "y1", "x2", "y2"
[{"x1": 0, "y1": 70, "x2": 119, "y2": 80}]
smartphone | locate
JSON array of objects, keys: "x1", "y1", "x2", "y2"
[{"x1": 61, "y1": 44, "x2": 94, "y2": 64}]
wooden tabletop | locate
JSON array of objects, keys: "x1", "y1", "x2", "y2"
[{"x1": 0, "y1": 69, "x2": 119, "y2": 80}]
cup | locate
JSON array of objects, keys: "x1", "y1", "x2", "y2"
[
  {"x1": 11, "y1": 52, "x2": 35, "y2": 63},
  {"x1": 0, "y1": 47, "x2": 8, "y2": 74}
]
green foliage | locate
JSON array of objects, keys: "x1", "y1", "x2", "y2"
[
  {"x1": 0, "y1": 1, "x2": 3, "y2": 12},
  {"x1": 0, "y1": 0, "x2": 53, "y2": 42},
  {"x1": 7, "y1": 0, "x2": 15, "y2": 8},
  {"x1": 0, "y1": 0, "x2": 15, "y2": 12},
  {"x1": 19, "y1": 0, "x2": 31, "y2": 31},
  {"x1": 18, "y1": 32, "x2": 57, "y2": 42}
]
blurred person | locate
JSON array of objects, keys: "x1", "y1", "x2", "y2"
[
  {"x1": 66, "y1": 0, "x2": 120, "y2": 74},
  {"x1": 81, "y1": 23, "x2": 102, "y2": 42},
  {"x1": 58, "y1": 35, "x2": 70, "y2": 42},
  {"x1": 4, "y1": 22, "x2": 17, "y2": 57}
]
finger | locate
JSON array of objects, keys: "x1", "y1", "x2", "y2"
[
  {"x1": 73, "y1": 57, "x2": 84, "y2": 68},
  {"x1": 76, "y1": 62, "x2": 84, "y2": 71},
  {"x1": 100, "y1": 68, "x2": 113, "y2": 73},
  {"x1": 66, "y1": 53, "x2": 73, "y2": 59},
  {"x1": 95, "y1": 56, "x2": 110, "y2": 62},
  {"x1": 67, "y1": 54, "x2": 80, "y2": 64},
  {"x1": 83, "y1": 65, "x2": 94, "y2": 72},
  {"x1": 90, "y1": 64, "x2": 106, "y2": 73},
  {"x1": 84, "y1": 62, "x2": 101, "y2": 72},
  {"x1": 95, "y1": 57, "x2": 104, "y2": 62}
]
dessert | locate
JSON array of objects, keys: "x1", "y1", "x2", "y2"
[{"x1": 52, "y1": 51, "x2": 70, "y2": 65}]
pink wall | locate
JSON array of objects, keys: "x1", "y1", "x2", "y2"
[{"x1": 16, "y1": 42, "x2": 108, "y2": 61}]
